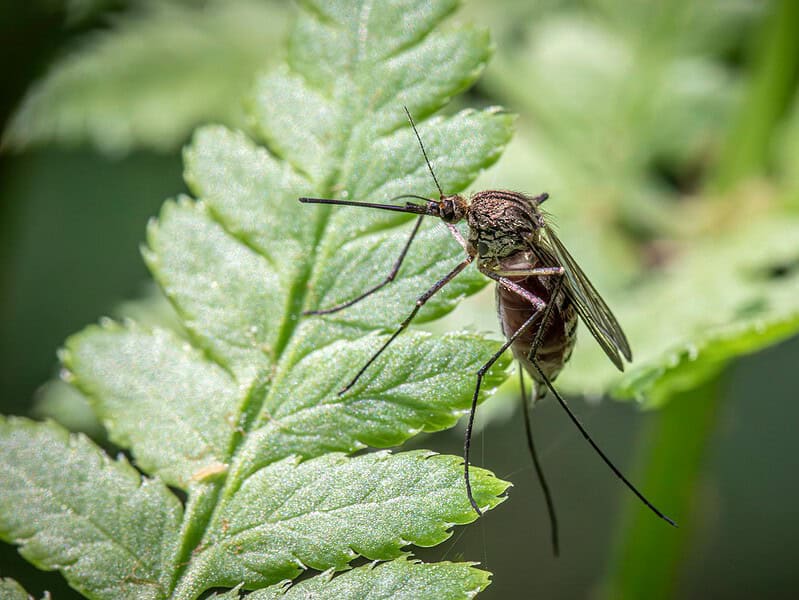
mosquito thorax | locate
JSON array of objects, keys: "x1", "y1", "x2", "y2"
[{"x1": 466, "y1": 190, "x2": 541, "y2": 260}]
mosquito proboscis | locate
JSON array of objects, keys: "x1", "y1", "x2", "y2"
[{"x1": 298, "y1": 107, "x2": 676, "y2": 554}]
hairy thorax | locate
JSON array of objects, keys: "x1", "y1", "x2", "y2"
[{"x1": 466, "y1": 190, "x2": 540, "y2": 261}]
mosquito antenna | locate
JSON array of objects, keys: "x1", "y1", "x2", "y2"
[
  {"x1": 404, "y1": 106, "x2": 444, "y2": 197},
  {"x1": 390, "y1": 193, "x2": 433, "y2": 203},
  {"x1": 520, "y1": 369, "x2": 559, "y2": 556},
  {"x1": 530, "y1": 360, "x2": 677, "y2": 528}
]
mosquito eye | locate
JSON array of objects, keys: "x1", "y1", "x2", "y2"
[
  {"x1": 441, "y1": 201, "x2": 456, "y2": 222},
  {"x1": 478, "y1": 241, "x2": 489, "y2": 255}
]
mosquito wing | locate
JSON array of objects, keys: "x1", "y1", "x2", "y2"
[{"x1": 537, "y1": 227, "x2": 632, "y2": 371}]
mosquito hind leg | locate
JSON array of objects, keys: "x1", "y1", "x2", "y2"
[
  {"x1": 528, "y1": 357, "x2": 677, "y2": 527},
  {"x1": 520, "y1": 368, "x2": 560, "y2": 556},
  {"x1": 304, "y1": 215, "x2": 425, "y2": 316},
  {"x1": 517, "y1": 271, "x2": 675, "y2": 528}
]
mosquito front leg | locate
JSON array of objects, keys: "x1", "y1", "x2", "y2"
[
  {"x1": 305, "y1": 215, "x2": 426, "y2": 316},
  {"x1": 445, "y1": 223, "x2": 469, "y2": 253},
  {"x1": 339, "y1": 252, "x2": 475, "y2": 395}
]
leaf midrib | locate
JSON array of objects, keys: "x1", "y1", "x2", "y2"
[{"x1": 171, "y1": 5, "x2": 444, "y2": 593}]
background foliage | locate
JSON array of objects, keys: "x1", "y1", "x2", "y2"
[{"x1": 2, "y1": 0, "x2": 799, "y2": 598}]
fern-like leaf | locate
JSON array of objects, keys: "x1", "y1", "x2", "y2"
[{"x1": 1, "y1": 1, "x2": 515, "y2": 598}]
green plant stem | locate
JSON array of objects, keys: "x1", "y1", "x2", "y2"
[
  {"x1": 601, "y1": 374, "x2": 722, "y2": 599},
  {"x1": 712, "y1": 0, "x2": 799, "y2": 191}
]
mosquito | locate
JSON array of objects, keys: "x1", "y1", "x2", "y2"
[{"x1": 299, "y1": 107, "x2": 676, "y2": 554}]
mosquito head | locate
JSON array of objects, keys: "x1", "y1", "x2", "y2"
[{"x1": 437, "y1": 194, "x2": 468, "y2": 224}]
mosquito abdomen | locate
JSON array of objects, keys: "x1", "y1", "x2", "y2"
[{"x1": 495, "y1": 258, "x2": 578, "y2": 393}]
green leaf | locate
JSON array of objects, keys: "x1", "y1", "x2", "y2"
[
  {"x1": 0, "y1": 577, "x2": 43, "y2": 600},
  {"x1": 562, "y1": 213, "x2": 799, "y2": 406},
  {"x1": 0, "y1": 417, "x2": 182, "y2": 600},
  {"x1": 61, "y1": 322, "x2": 240, "y2": 488},
  {"x1": 3, "y1": 0, "x2": 291, "y2": 155},
  {"x1": 246, "y1": 556, "x2": 491, "y2": 600},
  {"x1": 32, "y1": 379, "x2": 104, "y2": 439},
  {"x1": 175, "y1": 452, "x2": 507, "y2": 594},
  {"x1": 32, "y1": 284, "x2": 180, "y2": 440},
  {"x1": 3, "y1": 0, "x2": 515, "y2": 597}
]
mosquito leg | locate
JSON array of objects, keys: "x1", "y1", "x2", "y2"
[
  {"x1": 469, "y1": 268, "x2": 565, "y2": 523},
  {"x1": 464, "y1": 301, "x2": 545, "y2": 516},
  {"x1": 445, "y1": 223, "x2": 469, "y2": 253},
  {"x1": 531, "y1": 192, "x2": 550, "y2": 204},
  {"x1": 482, "y1": 271, "x2": 549, "y2": 310},
  {"x1": 528, "y1": 358, "x2": 678, "y2": 528},
  {"x1": 484, "y1": 267, "x2": 564, "y2": 377},
  {"x1": 339, "y1": 253, "x2": 474, "y2": 395},
  {"x1": 527, "y1": 272, "x2": 565, "y2": 362},
  {"x1": 305, "y1": 215, "x2": 425, "y2": 316},
  {"x1": 508, "y1": 270, "x2": 674, "y2": 526},
  {"x1": 520, "y1": 368, "x2": 559, "y2": 556},
  {"x1": 515, "y1": 271, "x2": 675, "y2": 525},
  {"x1": 493, "y1": 266, "x2": 564, "y2": 277}
]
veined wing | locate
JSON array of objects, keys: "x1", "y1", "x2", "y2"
[{"x1": 536, "y1": 226, "x2": 632, "y2": 371}]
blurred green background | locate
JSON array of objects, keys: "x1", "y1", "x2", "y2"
[{"x1": 2, "y1": 1, "x2": 798, "y2": 598}]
